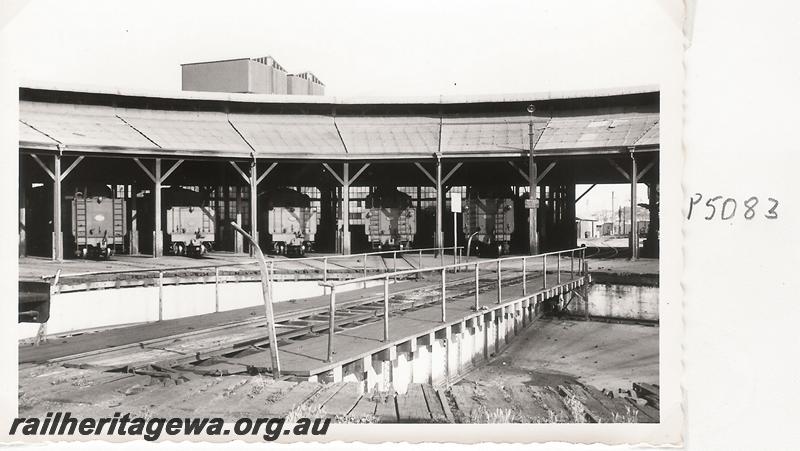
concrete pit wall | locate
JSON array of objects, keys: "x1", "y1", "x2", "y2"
[
  {"x1": 565, "y1": 283, "x2": 658, "y2": 321},
  {"x1": 309, "y1": 297, "x2": 548, "y2": 395},
  {"x1": 18, "y1": 279, "x2": 384, "y2": 340}
]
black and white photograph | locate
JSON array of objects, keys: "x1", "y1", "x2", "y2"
[{"x1": 3, "y1": 0, "x2": 688, "y2": 446}]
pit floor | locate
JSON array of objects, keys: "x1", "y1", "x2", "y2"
[{"x1": 460, "y1": 318, "x2": 659, "y2": 393}]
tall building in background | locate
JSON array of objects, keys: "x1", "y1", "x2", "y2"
[{"x1": 181, "y1": 56, "x2": 324, "y2": 95}]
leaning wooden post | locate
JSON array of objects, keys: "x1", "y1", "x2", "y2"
[
  {"x1": 496, "y1": 259, "x2": 502, "y2": 304},
  {"x1": 383, "y1": 275, "x2": 390, "y2": 342},
  {"x1": 441, "y1": 268, "x2": 447, "y2": 322},
  {"x1": 230, "y1": 221, "x2": 281, "y2": 378},
  {"x1": 327, "y1": 285, "x2": 337, "y2": 361},
  {"x1": 522, "y1": 257, "x2": 527, "y2": 296}
]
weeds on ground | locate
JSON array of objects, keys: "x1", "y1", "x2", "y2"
[
  {"x1": 612, "y1": 405, "x2": 639, "y2": 423},
  {"x1": 469, "y1": 406, "x2": 518, "y2": 423},
  {"x1": 562, "y1": 394, "x2": 587, "y2": 423},
  {"x1": 285, "y1": 404, "x2": 326, "y2": 423},
  {"x1": 18, "y1": 391, "x2": 38, "y2": 410},
  {"x1": 334, "y1": 413, "x2": 378, "y2": 424}
]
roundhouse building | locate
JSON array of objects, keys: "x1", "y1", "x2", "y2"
[{"x1": 17, "y1": 84, "x2": 659, "y2": 261}]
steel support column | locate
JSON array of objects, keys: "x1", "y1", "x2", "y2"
[
  {"x1": 630, "y1": 149, "x2": 639, "y2": 260},
  {"x1": 52, "y1": 154, "x2": 62, "y2": 261},
  {"x1": 154, "y1": 158, "x2": 162, "y2": 258},
  {"x1": 129, "y1": 186, "x2": 139, "y2": 255},
  {"x1": 342, "y1": 163, "x2": 350, "y2": 254},
  {"x1": 235, "y1": 187, "x2": 244, "y2": 254},
  {"x1": 19, "y1": 159, "x2": 26, "y2": 257},
  {"x1": 249, "y1": 162, "x2": 258, "y2": 257},
  {"x1": 435, "y1": 155, "x2": 443, "y2": 251},
  {"x1": 528, "y1": 119, "x2": 538, "y2": 254}
]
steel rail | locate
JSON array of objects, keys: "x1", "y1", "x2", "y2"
[{"x1": 41, "y1": 246, "x2": 464, "y2": 281}]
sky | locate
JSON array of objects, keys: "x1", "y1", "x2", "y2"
[{"x1": 1, "y1": 0, "x2": 671, "y2": 216}]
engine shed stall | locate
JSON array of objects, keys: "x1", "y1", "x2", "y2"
[{"x1": 18, "y1": 84, "x2": 660, "y2": 261}]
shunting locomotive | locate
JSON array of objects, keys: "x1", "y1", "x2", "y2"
[
  {"x1": 262, "y1": 188, "x2": 317, "y2": 256},
  {"x1": 462, "y1": 186, "x2": 516, "y2": 256},
  {"x1": 363, "y1": 186, "x2": 416, "y2": 251},
  {"x1": 70, "y1": 187, "x2": 126, "y2": 259}
]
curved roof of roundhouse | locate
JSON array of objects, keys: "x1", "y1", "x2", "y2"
[{"x1": 18, "y1": 83, "x2": 659, "y2": 160}]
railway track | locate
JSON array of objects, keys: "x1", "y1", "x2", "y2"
[{"x1": 50, "y1": 270, "x2": 534, "y2": 375}]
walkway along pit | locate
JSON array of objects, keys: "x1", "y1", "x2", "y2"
[{"x1": 18, "y1": 249, "x2": 660, "y2": 422}]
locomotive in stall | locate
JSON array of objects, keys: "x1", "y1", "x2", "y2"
[
  {"x1": 139, "y1": 187, "x2": 215, "y2": 257},
  {"x1": 261, "y1": 187, "x2": 317, "y2": 256},
  {"x1": 462, "y1": 186, "x2": 516, "y2": 256},
  {"x1": 363, "y1": 186, "x2": 417, "y2": 250},
  {"x1": 70, "y1": 186, "x2": 126, "y2": 259},
  {"x1": 164, "y1": 188, "x2": 215, "y2": 257}
]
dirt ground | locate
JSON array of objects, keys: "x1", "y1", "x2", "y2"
[{"x1": 461, "y1": 318, "x2": 659, "y2": 393}]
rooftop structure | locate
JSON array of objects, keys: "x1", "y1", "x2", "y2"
[{"x1": 181, "y1": 56, "x2": 323, "y2": 95}]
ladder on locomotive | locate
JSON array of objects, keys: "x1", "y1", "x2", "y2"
[
  {"x1": 112, "y1": 198, "x2": 125, "y2": 246},
  {"x1": 368, "y1": 209, "x2": 381, "y2": 235},
  {"x1": 493, "y1": 200, "x2": 506, "y2": 238},
  {"x1": 75, "y1": 194, "x2": 88, "y2": 247}
]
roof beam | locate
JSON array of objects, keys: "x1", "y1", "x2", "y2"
[
  {"x1": 30, "y1": 154, "x2": 55, "y2": 181},
  {"x1": 350, "y1": 163, "x2": 371, "y2": 184},
  {"x1": 636, "y1": 160, "x2": 656, "y2": 182},
  {"x1": 160, "y1": 160, "x2": 184, "y2": 183},
  {"x1": 606, "y1": 158, "x2": 630, "y2": 181},
  {"x1": 508, "y1": 161, "x2": 529, "y2": 183},
  {"x1": 229, "y1": 161, "x2": 250, "y2": 184},
  {"x1": 414, "y1": 162, "x2": 436, "y2": 185},
  {"x1": 442, "y1": 162, "x2": 462, "y2": 185},
  {"x1": 508, "y1": 160, "x2": 556, "y2": 184},
  {"x1": 574, "y1": 184, "x2": 597, "y2": 204},
  {"x1": 133, "y1": 158, "x2": 156, "y2": 183},
  {"x1": 60, "y1": 156, "x2": 84, "y2": 182},
  {"x1": 536, "y1": 162, "x2": 557, "y2": 184},
  {"x1": 256, "y1": 162, "x2": 278, "y2": 185},
  {"x1": 322, "y1": 163, "x2": 345, "y2": 186}
]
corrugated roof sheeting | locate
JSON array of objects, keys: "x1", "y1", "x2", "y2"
[
  {"x1": 635, "y1": 121, "x2": 659, "y2": 146},
  {"x1": 440, "y1": 116, "x2": 549, "y2": 154},
  {"x1": 538, "y1": 112, "x2": 658, "y2": 149},
  {"x1": 115, "y1": 109, "x2": 251, "y2": 153},
  {"x1": 228, "y1": 114, "x2": 345, "y2": 155},
  {"x1": 18, "y1": 101, "x2": 156, "y2": 149},
  {"x1": 335, "y1": 116, "x2": 440, "y2": 155}
]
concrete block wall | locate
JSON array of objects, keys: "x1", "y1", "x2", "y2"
[{"x1": 309, "y1": 294, "x2": 553, "y2": 395}]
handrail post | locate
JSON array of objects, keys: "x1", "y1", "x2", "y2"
[
  {"x1": 542, "y1": 254, "x2": 547, "y2": 290},
  {"x1": 363, "y1": 253, "x2": 368, "y2": 288},
  {"x1": 522, "y1": 256, "x2": 527, "y2": 296},
  {"x1": 419, "y1": 248, "x2": 423, "y2": 270},
  {"x1": 474, "y1": 262, "x2": 480, "y2": 310},
  {"x1": 323, "y1": 257, "x2": 328, "y2": 283},
  {"x1": 327, "y1": 285, "x2": 336, "y2": 362},
  {"x1": 393, "y1": 250, "x2": 397, "y2": 274},
  {"x1": 383, "y1": 275, "x2": 390, "y2": 342},
  {"x1": 497, "y1": 259, "x2": 502, "y2": 304},
  {"x1": 158, "y1": 271, "x2": 164, "y2": 321},
  {"x1": 557, "y1": 253, "x2": 561, "y2": 285},
  {"x1": 441, "y1": 267, "x2": 446, "y2": 322},
  {"x1": 214, "y1": 267, "x2": 220, "y2": 313},
  {"x1": 582, "y1": 248, "x2": 586, "y2": 275},
  {"x1": 571, "y1": 250, "x2": 574, "y2": 278}
]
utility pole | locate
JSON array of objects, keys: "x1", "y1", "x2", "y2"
[
  {"x1": 611, "y1": 191, "x2": 615, "y2": 235},
  {"x1": 527, "y1": 105, "x2": 538, "y2": 254}
]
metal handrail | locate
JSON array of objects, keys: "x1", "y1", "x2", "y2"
[
  {"x1": 321, "y1": 246, "x2": 588, "y2": 362},
  {"x1": 41, "y1": 245, "x2": 464, "y2": 281},
  {"x1": 319, "y1": 247, "x2": 584, "y2": 288}
]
